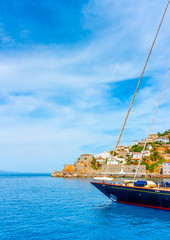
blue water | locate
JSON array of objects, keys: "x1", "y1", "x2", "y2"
[{"x1": 0, "y1": 176, "x2": 170, "y2": 240}]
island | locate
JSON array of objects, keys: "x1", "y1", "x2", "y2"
[{"x1": 51, "y1": 130, "x2": 170, "y2": 178}]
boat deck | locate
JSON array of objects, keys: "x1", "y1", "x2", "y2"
[{"x1": 92, "y1": 181, "x2": 170, "y2": 192}]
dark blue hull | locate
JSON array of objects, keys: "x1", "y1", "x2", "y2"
[{"x1": 91, "y1": 182, "x2": 170, "y2": 210}]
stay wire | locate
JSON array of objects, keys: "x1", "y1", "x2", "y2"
[
  {"x1": 104, "y1": 0, "x2": 170, "y2": 177},
  {"x1": 133, "y1": 69, "x2": 170, "y2": 181}
]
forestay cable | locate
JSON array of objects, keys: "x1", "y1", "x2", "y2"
[
  {"x1": 133, "y1": 69, "x2": 170, "y2": 181},
  {"x1": 104, "y1": 0, "x2": 170, "y2": 176}
]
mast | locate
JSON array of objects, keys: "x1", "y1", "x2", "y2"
[{"x1": 104, "y1": 0, "x2": 170, "y2": 176}]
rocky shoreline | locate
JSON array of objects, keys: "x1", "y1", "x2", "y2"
[{"x1": 51, "y1": 170, "x2": 170, "y2": 179}]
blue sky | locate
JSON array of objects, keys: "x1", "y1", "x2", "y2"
[{"x1": 0, "y1": 0, "x2": 170, "y2": 172}]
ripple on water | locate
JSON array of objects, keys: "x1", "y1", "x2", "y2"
[{"x1": 0, "y1": 176, "x2": 170, "y2": 240}]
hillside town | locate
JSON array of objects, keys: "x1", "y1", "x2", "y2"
[{"x1": 51, "y1": 130, "x2": 170, "y2": 178}]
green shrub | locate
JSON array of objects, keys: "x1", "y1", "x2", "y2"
[
  {"x1": 141, "y1": 161, "x2": 149, "y2": 170},
  {"x1": 150, "y1": 163, "x2": 158, "y2": 173},
  {"x1": 131, "y1": 145, "x2": 143, "y2": 152},
  {"x1": 157, "y1": 156, "x2": 165, "y2": 163},
  {"x1": 166, "y1": 149, "x2": 170, "y2": 154},
  {"x1": 91, "y1": 158, "x2": 97, "y2": 170}
]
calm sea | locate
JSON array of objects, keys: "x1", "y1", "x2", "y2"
[{"x1": 0, "y1": 175, "x2": 170, "y2": 240}]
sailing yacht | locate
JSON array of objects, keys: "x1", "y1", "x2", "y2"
[{"x1": 91, "y1": 1, "x2": 170, "y2": 210}]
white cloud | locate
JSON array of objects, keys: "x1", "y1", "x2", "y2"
[{"x1": 0, "y1": 0, "x2": 170, "y2": 172}]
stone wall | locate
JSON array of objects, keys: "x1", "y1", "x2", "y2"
[{"x1": 101, "y1": 164, "x2": 146, "y2": 174}]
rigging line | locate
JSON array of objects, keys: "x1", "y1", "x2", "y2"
[
  {"x1": 104, "y1": 0, "x2": 170, "y2": 177},
  {"x1": 133, "y1": 68, "x2": 170, "y2": 181}
]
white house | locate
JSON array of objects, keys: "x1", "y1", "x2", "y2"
[
  {"x1": 132, "y1": 152, "x2": 142, "y2": 159},
  {"x1": 117, "y1": 158, "x2": 126, "y2": 164},
  {"x1": 143, "y1": 150, "x2": 150, "y2": 157},
  {"x1": 96, "y1": 158, "x2": 105, "y2": 164},
  {"x1": 107, "y1": 158, "x2": 118, "y2": 165},
  {"x1": 131, "y1": 140, "x2": 138, "y2": 146},
  {"x1": 107, "y1": 156, "x2": 126, "y2": 165},
  {"x1": 155, "y1": 137, "x2": 162, "y2": 142},
  {"x1": 162, "y1": 162, "x2": 170, "y2": 175},
  {"x1": 155, "y1": 137, "x2": 169, "y2": 144},
  {"x1": 94, "y1": 151, "x2": 111, "y2": 160},
  {"x1": 146, "y1": 144, "x2": 152, "y2": 150},
  {"x1": 162, "y1": 137, "x2": 169, "y2": 143},
  {"x1": 126, "y1": 152, "x2": 133, "y2": 156},
  {"x1": 116, "y1": 146, "x2": 125, "y2": 150}
]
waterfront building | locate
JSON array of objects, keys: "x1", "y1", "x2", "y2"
[
  {"x1": 162, "y1": 162, "x2": 170, "y2": 175},
  {"x1": 101, "y1": 164, "x2": 146, "y2": 174}
]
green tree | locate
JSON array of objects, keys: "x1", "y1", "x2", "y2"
[
  {"x1": 150, "y1": 163, "x2": 158, "y2": 173},
  {"x1": 150, "y1": 150, "x2": 159, "y2": 161},
  {"x1": 141, "y1": 161, "x2": 149, "y2": 170},
  {"x1": 91, "y1": 157, "x2": 97, "y2": 170},
  {"x1": 153, "y1": 151, "x2": 159, "y2": 159},
  {"x1": 166, "y1": 149, "x2": 170, "y2": 154},
  {"x1": 133, "y1": 160, "x2": 138, "y2": 165},
  {"x1": 126, "y1": 157, "x2": 132, "y2": 165},
  {"x1": 131, "y1": 145, "x2": 143, "y2": 152},
  {"x1": 157, "y1": 156, "x2": 165, "y2": 163}
]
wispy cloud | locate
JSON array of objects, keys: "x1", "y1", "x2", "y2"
[{"x1": 0, "y1": 0, "x2": 169, "y2": 172}]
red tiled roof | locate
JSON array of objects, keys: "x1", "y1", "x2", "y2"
[{"x1": 81, "y1": 154, "x2": 93, "y2": 156}]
